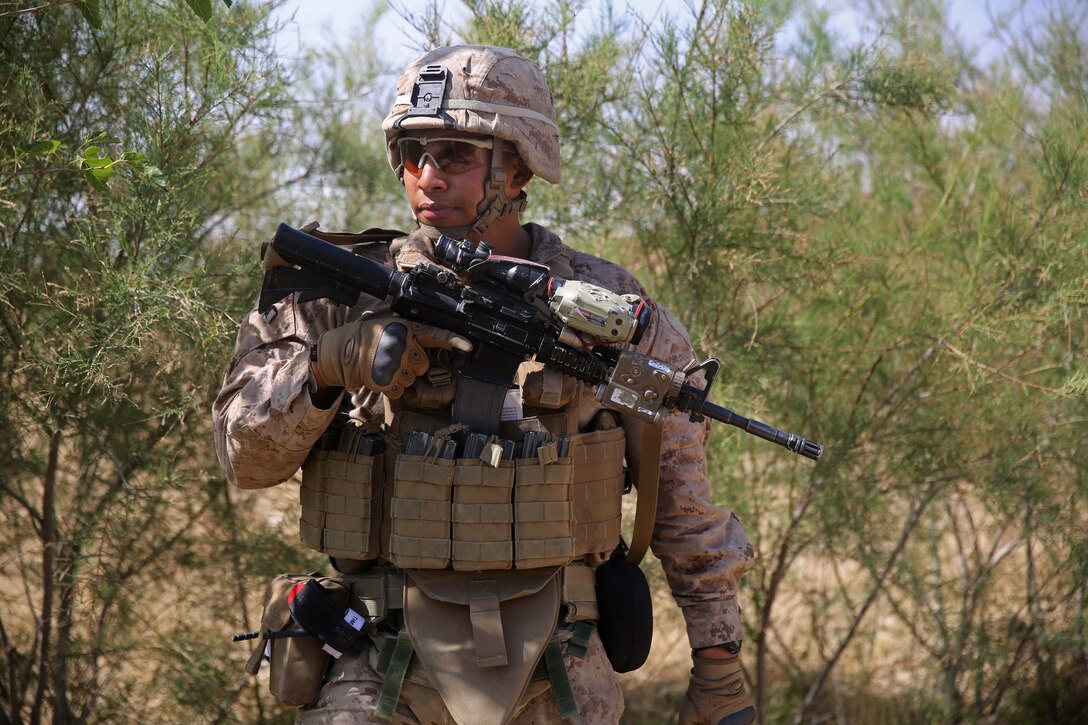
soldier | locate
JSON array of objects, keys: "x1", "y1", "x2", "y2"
[{"x1": 214, "y1": 45, "x2": 755, "y2": 724}]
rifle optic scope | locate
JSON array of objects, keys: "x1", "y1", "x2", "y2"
[{"x1": 434, "y1": 235, "x2": 651, "y2": 347}]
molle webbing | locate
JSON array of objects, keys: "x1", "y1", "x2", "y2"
[
  {"x1": 569, "y1": 428, "x2": 625, "y2": 563},
  {"x1": 387, "y1": 428, "x2": 624, "y2": 571},
  {"x1": 300, "y1": 422, "x2": 624, "y2": 569},
  {"x1": 389, "y1": 456, "x2": 456, "y2": 569},
  {"x1": 299, "y1": 430, "x2": 384, "y2": 561},
  {"x1": 512, "y1": 447, "x2": 574, "y2": 568},
  {"x1": 452, "y1": 460, "x2": 515, "y2": 569}
]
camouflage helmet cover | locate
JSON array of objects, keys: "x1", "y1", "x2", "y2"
[{"x1": 383, "y1": 45, "x2": 561, "y2": 184}]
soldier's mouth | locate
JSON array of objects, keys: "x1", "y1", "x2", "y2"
[{"x1": 418, "y1": 203, "x2": 459, "y2": 222}]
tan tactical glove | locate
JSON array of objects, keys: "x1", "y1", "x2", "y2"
[
  {"x1": 315, "y1": 314, "x2": 471, "y2": 399},
  {"x1": 677, "y1": 652, "x2": 757, "y2": 725}
]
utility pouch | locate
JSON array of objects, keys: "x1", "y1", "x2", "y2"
[
  {"x1": 561, "y1": 562, "x2": 599, "y2": 623},
  {"x1": 245, "y1": 573, "x2": 358, "y2": 707},
  {"x1": 403, "y1": 568, "x2": 561, "y2": 725},
  {"x1": 594, "y1": 552, "x2": 653, "y2": 673}
]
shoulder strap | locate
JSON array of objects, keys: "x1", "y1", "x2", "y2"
[
  {"x1": 542, "y1": 245, "x2": 576, "y2": 279},
  {"x1": 625, "y1": 422, "x2": 662, "y2": 564}
]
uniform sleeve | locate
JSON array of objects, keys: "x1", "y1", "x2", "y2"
[
  {"x1": 640, "y1": 302, "x2": 755, "y2": 649},
  {"x1": 212, "y1": 295, "x2": 346, "y2": 489},
  {"x1": 569, "y1": 247, "x2": 755, "y2": 648}
]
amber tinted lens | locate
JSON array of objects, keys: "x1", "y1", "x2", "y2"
[
  {"x1": 399, "y1": 138, "x2": 488, "y2": 176},
  {"x1": 398, "y1": 138, "x2": 426, "y2": 176}
]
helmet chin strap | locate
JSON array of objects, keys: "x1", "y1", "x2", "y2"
[{"x1": 416, "y1": 141, "x2": 528, "y2": 241}]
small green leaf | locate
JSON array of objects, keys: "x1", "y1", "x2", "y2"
[
  {"x1": 77, "y1": 0, "x2": 103, "y2": 29},
  {"x1": 140, "y1": 164, "x2": 168, "y2": 188},
  {"x1": 120, "y1": 152, "x2": 148, "y2": 163},
  {"x1": 184, "y1": 0, "x2": 214, "y2": 22},
  {"x1": 83, "y1": 131, "x2": 121, "y2": 146},
  {"x1": 221, "y1": 0, "x2": 233, "y2": 7},
  {"x1": 81, "y1": 148, "x2": 113, "y2": 168},
  {"x1": 82, "y1": 165, "x2": 112, "y2": 191},
  {"x1": 22, "y1": 139, "x2": 62, "y2": 155}
]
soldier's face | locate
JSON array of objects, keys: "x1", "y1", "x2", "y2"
[{"x1": 401, "y1": 131, "x2": 493, "y2": 229}]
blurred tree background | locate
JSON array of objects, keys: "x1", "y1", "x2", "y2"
[{"x1": 1, "y1": 0, "x2": 1084, "y2": 723}]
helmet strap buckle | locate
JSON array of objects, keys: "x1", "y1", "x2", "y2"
[{"x1": 469, "y1": 143, "x2": 527, "y2": 236}]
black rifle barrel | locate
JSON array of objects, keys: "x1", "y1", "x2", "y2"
[{"x1": 700, "y1": 400, "x2": 824, "y2": 461}]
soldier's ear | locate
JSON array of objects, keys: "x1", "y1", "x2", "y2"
[{"x1": 509, "y1": 154, "x2": 534, "y2": 191}]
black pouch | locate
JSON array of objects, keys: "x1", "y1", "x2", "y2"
[
  {"x1": 594, "y1": 553, "x2": 653, "y2": 672},
  {"x1": 244, "y1": 573, "x2": 358, "y2": 707}
]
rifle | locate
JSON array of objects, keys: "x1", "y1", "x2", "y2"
[{"x1": 260, "y1": 224, "x2": 823, "y2": 461}]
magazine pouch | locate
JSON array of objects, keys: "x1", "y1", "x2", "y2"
[
  {"x1": 299, "y1": 430, "x2": 384, "y2": 560},
  {"x1": 389, "y1": 454, "x2": 456, "y2": 569},
  {"x1": 514, "y1": 445, "x2": 575, "y2": 568},
  {"x1": 452, "y1": 458, "x2": 515, "y2": 570}
]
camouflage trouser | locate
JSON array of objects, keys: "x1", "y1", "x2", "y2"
[{"x1": 296, "y1": 627, "x2": 624, "y2": 724}]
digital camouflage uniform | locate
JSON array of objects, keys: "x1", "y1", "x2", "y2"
[
  {"x1": 214, "y1": 42, "x2": 755, "y2": 725},
  {"x1": 213, "y1": 223, "x2": 754, "y2": 723}
]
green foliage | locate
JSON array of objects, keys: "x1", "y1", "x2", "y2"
[
  {"x1": 455, "y1": 0, "x2": 1087, "y2": 721},
  {"x1": 10, "y1": 126, "x2": 165, "y2": 192},
  {"x1": 76, "y1": 0, "x2": 103, "y2": 28},
  {"x1": 2, "y1": 0, "x2": 1085, "y2": 722},
  {"x1": 0, "y1": 1, "x2": 300, "y2": 721},
  {"x1": 269, "y1": 3, "x2": 406, "y2": 232},
  {"x1": 667, "y1": 2, "x2": 1085, "y2": 721},
  {"x1": 75, "y1": 0, "x2": 234, "y2": 28}
]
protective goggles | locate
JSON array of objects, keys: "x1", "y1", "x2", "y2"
[{"x1": 397, "y1": 136, "x2": 493, "y2": 177}]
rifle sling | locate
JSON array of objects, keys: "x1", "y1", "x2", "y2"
[{"x1": 625, "y1": 422, "x2": 662, "y2": 565}]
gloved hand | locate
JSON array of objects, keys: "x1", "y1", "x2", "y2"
[
  {"x1": 677, "y1": 652, "x2": 756, "y2": 725},
  {"x1": 315, "y1": 313, "x2": 471, "y2": 399}
]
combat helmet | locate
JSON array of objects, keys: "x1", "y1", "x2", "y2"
[{"x1": 383, "y1": 45, "x2": 560, "y2": 239}]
